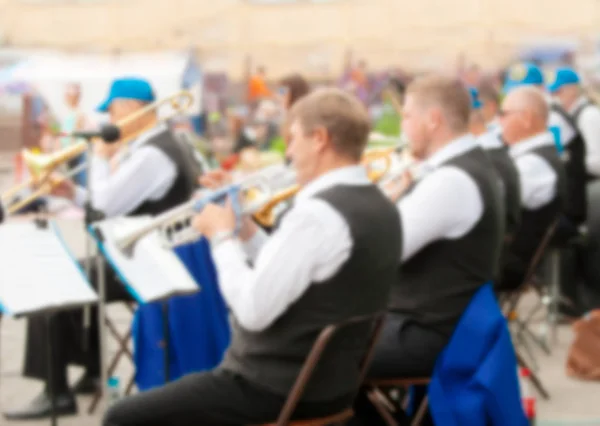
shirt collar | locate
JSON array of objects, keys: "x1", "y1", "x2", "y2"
[
  {"x1": 424, "y1": 133, "x2": 479, "y2": 169},
  {"x1": 130, "y1": 122, "x2": 168, "y2": 151},
  {"x1": 509, "y1": 131, "x2": 555, "y2": 158},
  {"x1": 477, "y1": 130, "x2": 504, "y2": 150},
  {"x1": 111, "y1": 122, "x2": 168, "y2": 164},
  {"x1": 569, "y1": 95, "x2": 588, "y2": 115},
  {"x1": 296, "y1": 165, "x2": 370, "y2": 202}
]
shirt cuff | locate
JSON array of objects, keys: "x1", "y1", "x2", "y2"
[
  {"x1": 212, "y1": 238, "x2": 248, "y2": 271},
  {"x1": 241, "y1": 228, "x2": 268, "y2": 261},
  {"x1": 73, "y1": 185, "x2": 87, "y2": 207}
]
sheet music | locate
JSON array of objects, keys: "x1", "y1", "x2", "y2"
[
  {"x1": 0, "y1": 222, "x2": 98, "y2": 316},
  {"x1": 93, "y1": 217, "x2": 199, "y2": 303}
]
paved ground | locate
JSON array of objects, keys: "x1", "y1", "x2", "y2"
[{"x1": 1, "y1": 151, "x2": 600, "y2": 425}]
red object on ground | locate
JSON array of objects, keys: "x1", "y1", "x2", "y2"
[{"x1": 519, "y1": 367, "x2": 536, "y2": 425}]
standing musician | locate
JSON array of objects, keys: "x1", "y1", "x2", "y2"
[
  {"x1": 4, "y1": 77, "x2": 200, "y2": 421},
  {"x1": 104, "y1": 88, "x2": 402, "y2": 426},
  {"x1": 352, "y1": 75, "x2": 504, "y2": 425},
  {"x1": 496, "y1": 86, "x2": 566, "y2": 292},
  {"x1": 470, "y1": 87, "x2": 522, "y2": 238}
]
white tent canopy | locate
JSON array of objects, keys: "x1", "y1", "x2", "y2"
[{"x1": 4, "y1": 50, "x2": 202, "y2": 125}]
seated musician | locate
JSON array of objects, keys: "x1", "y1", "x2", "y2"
[
  {"x1": 352, "y1": 75, "x2": 504, "y2": 425},
  {"x1": 4, "y1": 77, "x2": 200, "y2": 420},
  {"x1": 496, "y1": 86, "x2": 566, "y2": 291},
  {"x1": 103, "y1": 88, "x2": 402, "y2": 426},
  {"x1": 469, "y1": 86, "x2": 522, "y2": 239},
  {"x1": 504, "y1": 63, "x2": 586, "y2": 235}
]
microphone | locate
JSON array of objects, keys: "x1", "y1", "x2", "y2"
[{"x1": 60, "y1": 124, "x2": 121, "y2": 144}]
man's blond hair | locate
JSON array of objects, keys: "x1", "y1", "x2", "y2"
[
  {"x1": 405, "y1": 75, "x2": 472, "y2": 133},
  {"x1": 289, "y1": 87, "x2": 371, "y2": 161}
]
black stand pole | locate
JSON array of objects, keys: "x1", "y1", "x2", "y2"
[
  {"x1": 45, "y1": 313, "x2": 58, "y2": 426},
  {"x1": 162, "y1": 301, "x2": 170, "y2": 383}
]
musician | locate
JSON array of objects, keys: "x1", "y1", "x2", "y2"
[
  {"x1": 496, "y1": 86, "x2": 566, "y2": 291},
  {"x1": 353, "y1": 75, "x2": 504, "y2": 425},
  {"x1": 548, "y1": 67, "x2": 600, "y2": 181},
  {"x1": 470, "y1": 87, "x2": 521, "y2": 238},
  {"x1": 504, "y1": 62, "x2": 587, "y2": 231},
  {"x1": 5, "y1": 77, "x2": 200, "y2": 421},
  {"x1": 104, "y1": 88, "x2": 402, "y2": 425}
]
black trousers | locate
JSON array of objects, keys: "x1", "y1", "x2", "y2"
[
  {"x1": 351, "y1": 313, "x2": 449, "y2": 426},
  {"x1": 103, "y1": 368, "x2": 353, "y2": 426},
  {"x1": 23, "y1": 260, "x2": 133, "y2": 393}
]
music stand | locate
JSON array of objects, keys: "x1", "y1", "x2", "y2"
[
  {"x1": 0, "y1": 220, "x2": 99, "y2": 426},
  {"x1": 87, "y1": 217, "x2": 200, "y2": 408}
]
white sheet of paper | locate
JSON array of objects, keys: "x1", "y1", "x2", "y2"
[
  {"x1": 0, "y1": 221, "x2": 98, "y2": 316},
  {"x1": 93, "y1": 217, "x2": 200, "y2": 303}
]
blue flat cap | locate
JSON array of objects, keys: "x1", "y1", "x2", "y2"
[
  {"x1": 97, "y1": 77, "x2": 156, "y2": 112},
  {"x1": 546, "y1": 67, "x2": 580, "y2": 93},
  {"x1": 469, "y1": 87, "x2": 482, "y2": 110},
  {"x1": 503, "y1": 63, "x2": 544, "y2": 93}
]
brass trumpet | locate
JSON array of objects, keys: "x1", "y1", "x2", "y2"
[
  {"x1": 1, "y1": 90, "x2": 194, "y2": 216},
  {"x1": 114, "y1": 150, "x2": 396, "y2": 256}
]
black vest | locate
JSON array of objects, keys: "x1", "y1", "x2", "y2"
[
  {"x1": 573, "y1": 99, "x2": 599, "y2": 183},
  {"x1": 551, "y1": 104, "x2": 587, "y2": 225},
  {"x1": 484, "y1": 146, "x2": 522, "y2": 237},
  {"x1": 509, "y1": 145, "x2": 566, "y2": 264},
  {"x1": 129, "y1": 129, "x2": 200, "y2": 217},
  {"x1": 389, "y1": 147, "x2": 504, "y2": 336},
  {"x1": 220, "y1": 184, "x2": 401, "y2": 401}
]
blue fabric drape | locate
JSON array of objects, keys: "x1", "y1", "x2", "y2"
[
  {"x1": 132, "y1": 238, "x2": 230, "y2": 391},
  {"x1": 428, "y1": 283, "x2": 528, "y2": 426}
]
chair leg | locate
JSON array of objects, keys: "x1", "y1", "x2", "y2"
[
  {"x1": 411, "y1": 396, "x2": 429, "y2": 426},
  {"x1": 367, "y1": 389, "x2": 399, "y2": 426},
  {"x1": 515, "y1": 351, "x2": 550, "y2": 400}
]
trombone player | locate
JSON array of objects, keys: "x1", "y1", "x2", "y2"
[{"x1": 4, "y1": 77, "x2": 201, "y2": 421}]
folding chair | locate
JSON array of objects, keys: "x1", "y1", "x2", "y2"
[
  {"x1": 256, "y1": 312, "x2": 386, "y2": 426},
  {"x1": 366, "y1": 378, "x2": 430, "y2": 426},
  {"x1": 501, "y1": 219, "x2": 558, "y2": 400},
  {"x1": 88, "y1": 301, "x2": 138, "y2": 414}
]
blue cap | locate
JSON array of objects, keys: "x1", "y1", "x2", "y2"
[
  {"x1": 546, "y1": 67, "x2": 580, "y2": 93},
  {"x1": 97, "y1": 77, "x2": 156, "y2": 112},
  {"x1": 469, "y1": 87, "x2": 482, "y2": 110},
  {"x1": 503, "y1": 63, "x2": 544, "y2": 93}
]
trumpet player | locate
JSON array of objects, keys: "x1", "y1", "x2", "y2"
[
  {"x1": 104, "y1": 88, "x2": 402, "y2": 426},
  {"x1": 5, "y1": 77, "x2": 201, "y2": 421},
  {"x1": 353, "y1": 75, "x2": 504, "y2": 425}
]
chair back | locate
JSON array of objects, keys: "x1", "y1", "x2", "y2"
[{"x1": 274, "y1": 312, "x2": 385, "y2": 426}]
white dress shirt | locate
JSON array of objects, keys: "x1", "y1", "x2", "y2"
[
  {"x1": 477, "y1": 130, "x2": 504, "y2": 150},
  {"x1": 509, "y1": 131, "x2": 558, "y2": 210},
  {"x1": 398, "y1": 134, "x2": 484, "y2": 262},
  {"x1": 74, "y1": 124, "x2": 177, "y2": 217},
  {"x1": 571, "y1": 96, "x2": 600, "y2": 177},
  {"x1": 210, "y1": 165, "x2": 369, "y2": 332}
]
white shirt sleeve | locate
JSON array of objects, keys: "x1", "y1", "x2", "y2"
[
  {"x1": 210, "y1": 198, "x2": 353, "y2": 332},
  {"x1": 576, "y1": 106, "x2": 600, "y2": 177},
  {"x1": 73, "y1": 146, "x2": 177, "y2": 217},
  {"x1": 398, "y1": 166, "x2": 483, "y2": 262},
  {"x1": 514, "y1": 154, "x2": 557, "y2": 210}
]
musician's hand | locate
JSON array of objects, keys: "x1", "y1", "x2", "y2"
[
  {"x1": 49, "y1": 175, "x2": 75, "y2": 199},
  {"x1": 199, "y1": 169, "x2": 232, "y2": 189},
  {"x1": 383, "y1": 170, "x2": 413, "y2": 203},
  {"x1": 192, "y1": 200, "x2": 236, "y2": 239}
]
